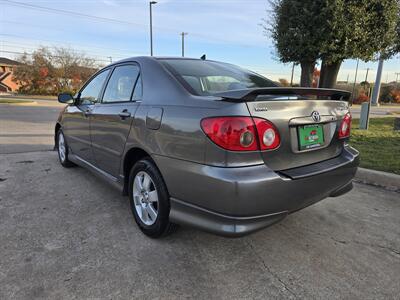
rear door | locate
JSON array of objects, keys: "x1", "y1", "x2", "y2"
[
  {"x1": 90, "y1": 63, "x2": 142, "y2": 177},
  {"x1": 246, "y1": 99, "x2": 349, "y2": 170}
]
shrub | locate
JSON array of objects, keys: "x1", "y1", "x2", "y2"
[
  {"x1": 391, "y1": 89, "x2": 400, "y2": 103},
  {"x1": 380, "y1": 83, "x2": 400, "y2": 103},
  {"x1": 353, "y1": 92, "x2": 369, "y2": 104}
]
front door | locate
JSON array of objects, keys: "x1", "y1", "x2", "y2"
[
  {"x1": 90, "y1": 64, "x2": 142, "y2": 177},
  {"x1": 64, "y1": 69, "x2": 110, "y2": 163}
]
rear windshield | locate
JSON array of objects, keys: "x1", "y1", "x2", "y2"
[{"x1": 159, "y1": 59, "x2": 278, "y2": 96}]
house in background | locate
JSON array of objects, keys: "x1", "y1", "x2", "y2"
[{"x1": 0, "y1": 57, "x2": 21, "y2": 93}]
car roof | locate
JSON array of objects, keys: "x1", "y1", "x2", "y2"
[{"x1": 111, "y1": 56, "x2": 212, "y2": 66}]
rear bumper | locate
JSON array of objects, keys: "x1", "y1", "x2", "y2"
[{"x1": 154, "y1": 145, "x2": 359, "y2": 237}]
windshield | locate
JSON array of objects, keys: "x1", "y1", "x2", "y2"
[{"x1": 159, "y1": 59, "x2": 278, "y2": 96}]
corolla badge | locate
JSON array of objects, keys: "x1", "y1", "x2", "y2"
[
  {"x1": 254, "y1": 105, "x2": 268, "y2": 112},
  {"x1": 311, "y1": 111, "x2": 321, "y2": 122}
]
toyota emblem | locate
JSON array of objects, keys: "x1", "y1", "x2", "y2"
[{"x1": 311, "y1": 111, "x2": 321, "y2": 122}]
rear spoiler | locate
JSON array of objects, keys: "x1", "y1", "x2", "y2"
[{"x1": 213, "y1": 88, "x2": 351, "y2": 102}]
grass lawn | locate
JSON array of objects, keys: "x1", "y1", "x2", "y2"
[
  {"x1": 0, "y1": 99, "x2": 35, "y2": 104},
  {"x1": 350, "y1": 117, "x2": 400, "y2": 174}
]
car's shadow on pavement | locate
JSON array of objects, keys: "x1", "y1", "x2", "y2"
[{"x1": 0, "y1": 151, "x2": 399, "y2": 299}]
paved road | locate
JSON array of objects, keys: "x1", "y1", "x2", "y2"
[
  {"x1": 0, "y1": 100, "x2": 65, "y2": 154},
  {"x1": 0, "y1": 151, "x2": 399, "y2": 299},
  {"x1": 350, "y1": 105, "x2": 400, "y2": 119}
]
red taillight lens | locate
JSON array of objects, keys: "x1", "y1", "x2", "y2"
[
  {"x1": 253, "y1": 118, "x2": 281, "y2": 150},
  {"x1": 200, "y1": 116, "x2": 280, "y2": 151},
  {"x1": 200, "y1": 117, "x2": 258, "y2": 151},
  {"x1": 338, "y1": 113, "x2": 352, "y2": 139}
]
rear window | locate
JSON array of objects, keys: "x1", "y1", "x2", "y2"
[{"x1": 159, "y1": 59, "x2": 278, "y2": 96}]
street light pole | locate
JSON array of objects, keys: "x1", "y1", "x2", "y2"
[
  {"x1": 180, "y1": 32, "x2": 188, "y2": 57},
  {"x1": 149, "y1": 1, "x2": 157, "y2": 56},
  {"x1": 351, "y1": 58, "x2": 360, "y2": 103},
  {"x1": 365, "y1": 68, "x2": 370, "y2": 83},
  {"x1": 371, "y1": 55, "x2": 384, "y2": 106}
]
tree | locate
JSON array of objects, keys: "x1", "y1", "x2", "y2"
[
  {"x1": 266, "y1": 0, "x2": 399, "y2": 88},
  {"x1": 278, "y1": 78, "x2": 289, "y2": 86},
  {"x1": 265, "y1": 0, "x2": 334, "y2": 87},
  {"x1": 52, "y1": 47, "x2": 96, "y2": 94},
  {"x1": 13, "y1": 47, "x2": 98, "y2": 95},
  {"x1": 12, "y1": 47, "x2": 56, "y2": 95},
  {"x1": 319, "y1": 0, "x2": 399, "y2": 88},
  {"x1": 385, "y1": 1, "x2": 400, "y2": 59}
]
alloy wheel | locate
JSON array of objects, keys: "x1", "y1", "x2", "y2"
[
  {"x1": 58, "y1": 132, "x2": 66, "y2": 162},
  {"x1": 133, "y1": 171, "x2": 159, "y2": 226}
]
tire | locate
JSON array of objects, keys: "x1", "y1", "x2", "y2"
[
  {"x1": 128, "y1": 158, "x2": 178, "y2": 238},
  {"x1": 56, "y1": 129, "x2": 75, "y2": 168}
]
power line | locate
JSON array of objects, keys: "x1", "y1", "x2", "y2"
[
  {"x1": 1, "y1": 0, "x2": 144, "y2": 26},
  {"x1": 0, "y1": 0, "x2": 263, "y2": 48},
  {"x1": 0, "y1": 42, "x2": 126, "y2": 62},
  {"x1": 0, "y1": 49, "x2": 111, "y2": 63},
  {"x1": 0, "y1": 34, "x2": 145, "y2": 57}
]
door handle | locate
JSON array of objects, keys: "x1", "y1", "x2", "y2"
[{"x1": 118, "y1": 110, "x2": 131, "y2": 119}]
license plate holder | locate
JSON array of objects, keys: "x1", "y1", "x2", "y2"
[{"x1": 298, "y1": 124, "x2": 324, "y2": 150}]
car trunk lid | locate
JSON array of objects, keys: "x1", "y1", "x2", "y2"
[{"x1": 214, "y1": 88, "x2": 351, "y2": 171}]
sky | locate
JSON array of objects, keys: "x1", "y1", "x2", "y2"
[{"x1": 0, "y1": 0, "x2": 399, "y2": 83}]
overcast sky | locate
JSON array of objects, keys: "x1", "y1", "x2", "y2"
[{"x1": 0, "y1": 0, "x2": 399, "y2": 83}]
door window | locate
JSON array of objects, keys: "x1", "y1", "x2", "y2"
[
  {"x1": 102, "y1": 65, "x2": 140, "y2": 103},
  {"x1": 79, "y1": 69, "x2": 110, "y2": 105}
]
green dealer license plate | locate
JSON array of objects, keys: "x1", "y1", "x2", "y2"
[{"x1": 298, "y1": 124, "x2": 324, "y2": 150}]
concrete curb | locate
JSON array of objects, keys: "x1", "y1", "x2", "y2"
[{"x1": 355, "y1": 168, "x2": 400, "y2": 192}]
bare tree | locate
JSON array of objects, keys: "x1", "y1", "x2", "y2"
[{"x1": 13, "y1": 46, "x2": 98, "y2": 95}]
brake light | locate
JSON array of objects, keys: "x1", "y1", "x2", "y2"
[
  {"x1": 253, "y1": 118, "x2": 281, "y2": 150},
  {"x1": 200, "y1": 117, "x2": 258, "y2": 151},
  {"x1": 338, "y1": 113, "x2": 352, "y2": 139},
  {"x1": 200, "y1": 116, "x2": 280, "y2": 151}
]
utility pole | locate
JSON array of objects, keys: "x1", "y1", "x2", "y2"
[
  {"x1": 364, "y1": 68, "x2": 370, "y2": 83},
  {"x1": 351, "y1": 59, "x2": 360, "y2": 103},
  {"x1": 346, "y1": 74, "x2": 350, "y2": 84},
  {"x1": 149, "y1": 1, "x2": 157, "y2": 56},
  {"x1": 180, "y1": 32, "x2": 188, "y2": 57},
  {"x1": 290, "y1": 63, "x2": 295, "y2": 86},
  {"x1": 108, "y1": 56, "x2": 112, "y2": 63},
  {"x1": 396, "y1": 72, "x2": 400, "y2": 83}
]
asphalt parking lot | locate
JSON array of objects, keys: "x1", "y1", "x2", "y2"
[
  {"x1": 0, "y1": 99, "x2": 399, "y2": 299},
  {"x1": 0, "y1": 151, "x2": 399, "y2": 299},
  {"x1": 0, "y1": 99, "x2": 64, "y2": 154}
]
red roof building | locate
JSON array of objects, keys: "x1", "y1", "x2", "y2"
[{"x1": 0, "y1": 57, "x2": 21, "y2": 93}]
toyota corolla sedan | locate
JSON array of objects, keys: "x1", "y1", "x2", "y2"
[{"x1": 55, "y1": 56, "x2": 359, "y2": 238}]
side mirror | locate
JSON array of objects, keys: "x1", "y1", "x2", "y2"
[{"x1": 58, "y1": 93, "x2": 74, "y2": 104}]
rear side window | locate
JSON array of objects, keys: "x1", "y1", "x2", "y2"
[
  {"x1": 102, "y1": 65, "x2": 140, "y2": 103},
  {"x1": 79, "y1": 69, "x2": 110, "y2": 105},
  {"x1": 132, "y1": 74, "x2": 142, "y2": 101},
  {"x1": 160, "y1": 59, "x2": 278, "y2": 96}
]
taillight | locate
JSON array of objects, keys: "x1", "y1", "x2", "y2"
[
  {"x1": 200, "y1": 117, "x2": 258, "y2": 151},
  {"x1": 200, "y1": 116, "x2": 280, "y2": 151},
  {"x1": 338, "y1": 113, "x2": 352, "y2": 139},
  {"x1": 253, "y1": 118, "x2": 281, "y2": 150}
]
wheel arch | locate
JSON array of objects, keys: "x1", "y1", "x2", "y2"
[
  {"x1": 122, "y1": 147, "x2": 158, "y2": 195},
  {"x1": 54, "y1": 123, "x2": 61, "y2": 149}
]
